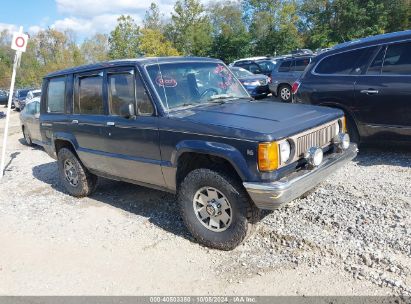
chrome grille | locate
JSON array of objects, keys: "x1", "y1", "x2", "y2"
[{"x1": 296, "y1": 123, "x2": 337, "y2": 158}]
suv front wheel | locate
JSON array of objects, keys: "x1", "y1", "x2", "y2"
[
  {"x1": 278, "y1": 84, "x2": 292, "y2": 102},
  {"x1": 178, "y1": 168, "x2": 260, "y2": 250},
  {"x1": 57, "y1": 148, "x2": 97, "y2": 197}
]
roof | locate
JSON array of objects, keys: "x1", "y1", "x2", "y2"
[
  {"x1": 45, "y1": 56, "x2": 221, "y2": 78},
  {"x1": 331, "y1": 30, "x2": 411, "y2": 52},
  {"x1": 29, "y1": 89, "x2": 41, "y2": 93}
]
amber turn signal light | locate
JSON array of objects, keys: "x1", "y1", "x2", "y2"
[{"x1": 258, "y1": 142, "x2": 279, "y2": 171}]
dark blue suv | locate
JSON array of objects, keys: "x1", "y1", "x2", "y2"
[
  {"x1": 294, "y1": 30, "x2": 411, "y2": 145},
  {"x1": 40, "y1": 57, "x2": 357, "y2": 250}
]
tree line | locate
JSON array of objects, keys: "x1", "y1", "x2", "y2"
[{"x1": 0, "y1": 0, "x2": 410, "y2": 88}]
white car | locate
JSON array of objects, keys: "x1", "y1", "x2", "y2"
[{"x1": 20, "y1": 89, "x2": 41, "y2": 110}]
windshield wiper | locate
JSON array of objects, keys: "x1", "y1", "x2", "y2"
[{"x1": 207, "y1": 94, "x2": 242, "y2": 103}]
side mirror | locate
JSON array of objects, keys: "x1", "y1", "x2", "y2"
[{"x1": 120, "y1": 103, "x2": 136, "y2": 119}]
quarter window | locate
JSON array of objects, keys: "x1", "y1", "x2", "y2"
[
  {"x1": 294, "y1": 58, "x2": 311, "y2": 72},
  {"x1": 315, "y1": 47, "x2": 376, "y2": 75},
  {"x1": 47, "y1": 77, "x2": 66, "y2": 113},
  {"x1": 136, "y1": 75, "x2": 154, "y2": 116},
  {"x1": 75, "y1": 74, "x2": 104, "y2": 114},
  {"x1": 382, "y1": 41, "x2": 411, "y2": 75},
  {"x1": 108, "y1": 73, "x2": 135, "y2": 115},
  {"x1": 278, "y1": 61, "x2": 292, "y2": 72}
]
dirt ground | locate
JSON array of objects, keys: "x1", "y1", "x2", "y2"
[{"x1": 0, "y1": 110, "x2": 409, "y2": 296}]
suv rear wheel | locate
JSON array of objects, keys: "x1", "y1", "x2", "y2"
[
  {"x1": 178, "y1": 168, "x2": 260, "y2": 250},
  {"x1": 57, "y1": 148, "x2": 97, "y2": 197},
  {"x1": 278, "y1": 84, "x2": 292, "y2": 102}
]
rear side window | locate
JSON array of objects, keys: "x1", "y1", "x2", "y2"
[
  {"x1": 294, "y1": 58, "x2": 311, "y2": 72},
  {"x1": 108, "y1": 73, "x2": 135, "y2": 115},
  {"x1": 382, "y1": 41, "x2": 411, "y2": 75},
  {"x1": 278, "y1": 61, "x2": 292, "y2": 72},
  {"x1": 75, "y1": 75, "x2": 104, "y2": 114},
  {"x1": 47, "y1": 77, "x2": 66, "y2": 113},
  {"x1": 315, "y1": 47, "x2": 376, "y2": 75}
]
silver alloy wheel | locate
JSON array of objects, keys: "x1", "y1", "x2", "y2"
[
  {"x1": 64, "y1": 159, "x2": 79, "y2": 187},
  {"x1": 280, "y1": 87, "x2": 291, "y2": 100},
  {"x1": 192, "y1": 186, "x2": 232, "y2": 232}
]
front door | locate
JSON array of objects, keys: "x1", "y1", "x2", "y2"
[
  {"x1": 355, "y1": 41, "x2": 411, "y2": 142},
  {"x1": 102, "y1": 67, "x2": 165, "y2": 188}
]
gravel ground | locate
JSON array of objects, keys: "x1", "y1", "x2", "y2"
[{"x1": 0, "y1": 109, "x2": 410, "y2": 296}]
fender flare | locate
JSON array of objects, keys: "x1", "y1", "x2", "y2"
[{"x1": 171, "y1": 140, "x2": 252, "y2": 181}]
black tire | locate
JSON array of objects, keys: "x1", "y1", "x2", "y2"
[
  {"x1": 278, "y1": 84, "x2": 292, "y2": 102},
  {"x1": 178, "y1": 168, "x2": 260, "y2": 250},
  {"x1": 57, "y1": 148, "x2": 97, "y2": 197},
  {"x1": 22, "y1": 126, "x2": 33, "y2": 146},
  {"x1": 346, "y1": 114, "x2": 360, "y2": 144}
]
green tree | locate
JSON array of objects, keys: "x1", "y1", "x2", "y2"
[
  {"x1": 143, "y1": 3, "x2": 164, "y2": 32},
  {"x1": 108, "y1": 15, "x2": 141, "y2": 59},
  {"x1": 139, "y1": 28, "x2": 180, "y2": 56},
  {"x1": 168, "y1": 0, "x2": 213, "y2": 56},
  {"x1": 81, "y1": 33, "x2": 109, "y2": 63},
  {"x1": 207, "y1": 1, "x2": 251, "y2": 63},
  {"x1": 247, "y1": 0, "x2": 302, "y2": 55}
]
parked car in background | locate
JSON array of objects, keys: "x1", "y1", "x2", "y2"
[
  {"x1": 269, "y1": 56, "x2": 313, "y2": 102},
  {"x1": 230, "y1": 67, "x2": 270, "y2": 98},
  {"x1": 40, "y1": 56, "x2": 356, "y2": 250},
  {"x1": 19, "y1": 89, "x2": 41, "y2": 111},
  {"x1": 232, "y1": 57, "x2": 278, "y2": 77},
  {"x1": 293, "y1": 30, "x2": 411, "y2": 145},
  {"x1": 20, "y1": 97, "x2": 42, "y2": 146},
  {"x1": 26, "y1": 89, "x2": 41, "y2": 100},
  {"x1": 0, "y1": 90, "x2": 9, "y2": 106},
  {"x1": 13, "y1": 88, "x2": 32, "y2": 111}
]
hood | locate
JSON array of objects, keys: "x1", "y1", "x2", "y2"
[{"x1": 170, "y1": 100, "x2": 343, "y2": 141}]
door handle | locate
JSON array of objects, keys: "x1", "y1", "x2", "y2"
[
  {"x1": 360, "y1": 89, "x2": 379, "y2": 95},
  {"x1": 71, "y1": 119, "x2": 79, "y2": 124},
  {"x1": 106, "y1": 121, "x2": 115, "y2": 126}
]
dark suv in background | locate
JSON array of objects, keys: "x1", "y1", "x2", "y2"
[
  {"x1": 269, "y1": 56, "x2": 312, "y2": 102},
  {"x1": 294, "y1": 30, "x2": 411, "y2": 144}
]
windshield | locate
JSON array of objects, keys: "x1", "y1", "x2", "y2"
[
  {"x1": 231, "y1": 68, "x2": 254, "y2": 78},
  {"x1": 19, "y1": 90, "x2": 29, "y2": 98},
  {"x1": 146, "y1": 62, "x2": 249, "y2": 110}
]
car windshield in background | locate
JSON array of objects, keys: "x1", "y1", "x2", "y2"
[
  {"x1": 232, "y1": 68, "x2": 254, "y2": 78},
  {"x1": 146, "y1": 62, "x2": 249, "y2": 110}
]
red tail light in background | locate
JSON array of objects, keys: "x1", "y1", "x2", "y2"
[
  {"x1": 291, "y1": 81, "x2": 301, "y2": 94},
  {"x1": 268, "y1": 77, "x2": 272, "y2": 83}
]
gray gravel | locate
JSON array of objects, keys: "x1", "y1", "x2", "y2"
[
  {"x1": 224, "y1": 147, "x2": 411, "y2": 295},
  {"x1": 1, "y1": 113, "x2": 410, "y2": 295}
]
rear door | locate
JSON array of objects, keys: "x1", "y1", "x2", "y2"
[
  {"x1": 102, "y1": 67, "x2": 165, "y2": 187},
  {"x1": 355, "y1": 40, "x2": 411, "y2": 142}
]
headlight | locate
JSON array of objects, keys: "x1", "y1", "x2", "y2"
[
  {"x1": 279, "y1": 140, "x2": 291, "y2": 163},
  {"x1": 258, "y1": 142, "x2": 279, "y2": 171},
  {"x1": 243, "y1": 80, "x2": 260, "y2": 86}
]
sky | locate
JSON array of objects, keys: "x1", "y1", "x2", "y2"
[{"x1": 0, "y1": 0, "x2": 182, "y2": 40}]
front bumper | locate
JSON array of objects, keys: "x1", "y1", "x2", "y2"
[{"x1": 244, "y1": 144, "x2": 358, "y2": 210}]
